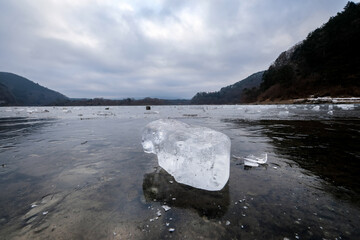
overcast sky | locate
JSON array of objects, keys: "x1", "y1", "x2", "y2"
[{"x1": 0, "y1": 0, "x2": 351, "y2": 99}]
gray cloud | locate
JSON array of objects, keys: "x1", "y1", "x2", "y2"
[{"x1": 0, "y1": 0, "x2": 350, "y2": 99}]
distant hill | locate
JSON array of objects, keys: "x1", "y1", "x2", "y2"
[
  {"x1": 257, "y1": 2, "x2": 360, "y2": 101},
  {"x1": 191, "y1": 71, "x2": 265, "y2": 104},
  {"x1": 0, "y1": 72, "x2": 68, "y2": 106},
  {"x1": 55, "y1": 97, "x2": 190, "y2": 106},
  {"x1": 0, "y1": 82, "x2": 17, "y2": 105}
]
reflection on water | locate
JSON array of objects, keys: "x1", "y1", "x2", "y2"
[
  {"x1": 229, "y1": 119, "x2": 360, "y2": 203},
  {"x1": 0, "y1": 117, "x2": 54, "y2": 153},
  {"x1": 143, "y1": 168, "x2": 230, "y2": 219}
]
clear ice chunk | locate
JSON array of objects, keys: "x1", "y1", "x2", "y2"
[
  {"x1": 142, "y1": 119, "x2": 230, "y2": 191},
  {"x1": 244, "y1": 153, "x2": 267, "y2": 167},
  {"x1": 162, "y1": 205, "x2": 171, "y2": 212}
]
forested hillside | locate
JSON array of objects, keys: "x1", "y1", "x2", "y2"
[
  {"x1": 0, "y1": 72, "x2": 68, "y2": 106},
  {"x1": 257, "y1": 2, "x2": 360, "y2": 101},
  {"x1": 191, "y1": 71, "x2": 264, "y2": 104}
]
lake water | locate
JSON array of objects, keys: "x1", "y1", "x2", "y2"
[{"x1": 0, "y1": 105, "x2": 359, "y2": 239}]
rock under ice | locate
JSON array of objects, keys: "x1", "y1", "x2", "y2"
[{"x1": 142, "y1": 119, "x2": 230, "y2": 191}]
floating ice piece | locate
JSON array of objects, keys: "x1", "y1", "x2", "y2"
[
  {"x1": 162, "y1": 205, "x2": 171, "y2": 212},
  {"x1": 278, "y1": 111, "x2": 289, "y2": 116},
  {"x1": 312, "y1": 106, "x2": 320, "y2": 111},
  {"x1": 337, "y1": 104, "x2": 355, "y2": 110},
  {"x1": 156, "y1": 210, "x2": 162, "y2": 217},
  {"x1": 169, "y1": 228, "x2": 175, "y2": 232},
  {"x1": 42, "y1": 211, "x2": 48, "y2": 215},
  {"x1": 144, "y1": 111, "x2": 159, "y2": 114},
  {"x1": 244, "y1": 153, "x2": 267, "y2": 167},
  {"x1": 142, "y1": 119, "x2": 230, "y2": 191}
]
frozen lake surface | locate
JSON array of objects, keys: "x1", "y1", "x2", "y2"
[{"x1": 0, "y1": 105, "x2": 360, "y2": 239}]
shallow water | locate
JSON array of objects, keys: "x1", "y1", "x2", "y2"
[{"x1": 0, "y1": 105, "x2": 360, "y2": 239}]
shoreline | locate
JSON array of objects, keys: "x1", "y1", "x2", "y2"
[
  {"x1": 255, "y1": 97, "x2": 360, "y2": 105},
  {"x1": 1, "y1": 97, "x2": 360, "y2": 107}
]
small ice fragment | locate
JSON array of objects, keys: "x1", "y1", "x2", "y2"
[
  {"x1": 155, "y1": 217, "x2": 159, "y2": 220},
  {"x1": 169, "y1": 228, "x2": 175, "y2": 232},
  {"x1": 42, "y1": 211, "x2": 48, "y2": 215},
  {"x1": 225, "y1": 220, "x2": 230, "y2": 226},
  {"x1": 273, "y1": 166, "x2": 278, "y2": 169},
  {"x1": 327, "y1": 110, "x2": 333, "y2": 115},
  {"x1": 312, "y1": 106, "x2": 320, "y2": 111},
  {"x1": 338, "y1": 104, "x2": 354, "y2": 110},
  {"x1": 235, "y1": 202, "x2": 238, "y2": 205},
  {"x1": 172, "y1": 198, "x2": 176, "y2": 201},
  {"x1": 169, "y1": 218, "x2": 173, "y2": 221},
  {"x1": 278, "y1": 111, "x2": 289, "y2": 116},
  {"x1": 243, "y1": 206, "x2": 248, "y2": 209},
  {"x1": 169, "y1": 181, "x2": 173, "y2": 184},
  {"x1": 113, "y1": 232, "x2": 116, "y2": 236},
  {"x1": 142, "y1": 119, "x2": 231, "y2": 191},
  {"x1": 244, "y1": 161, "x2": 259, "y2": 167},
  {"x1": 156, "y1": 210, "x2": 161, "y2": 217},
  {"x1": 244, "y1": 153, "x2": 267, "y2": 167},
  {"x1": 31, "y1": 204, "x2": 38, "y2": 208},
  {"x1": 150, "y1": 218, "x2": 154, "y2": 222},
  {"x1": 162, "y1": 205, "x2": 171, "y2": 212},
  {"x1": 166, "y1": 223, "x2": 170, "y2": 226},
  {"x1": 241, "y1": 225, "x2": 244, "y2": 229}
]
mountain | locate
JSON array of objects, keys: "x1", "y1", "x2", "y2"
[
  {"x1": 191, "y1": 71, "x2": 265, "y2": 104},
  {"x1": 0, "y1": 82, "x2": 17, "y2": 105},
  {"x1": 0, "y1": 72, "x2": 68, "y2": 106},
  {"x1": 257, "y1": 2, "x2": 360, "y2": 101}
]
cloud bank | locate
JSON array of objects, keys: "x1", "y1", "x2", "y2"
[{"x1": 0, "y1": 0, "x2": 349, "y2": 99}]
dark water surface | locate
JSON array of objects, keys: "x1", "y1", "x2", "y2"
[{"x1": 0, "y1": 105, "x2": 359, "y2": 239}]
